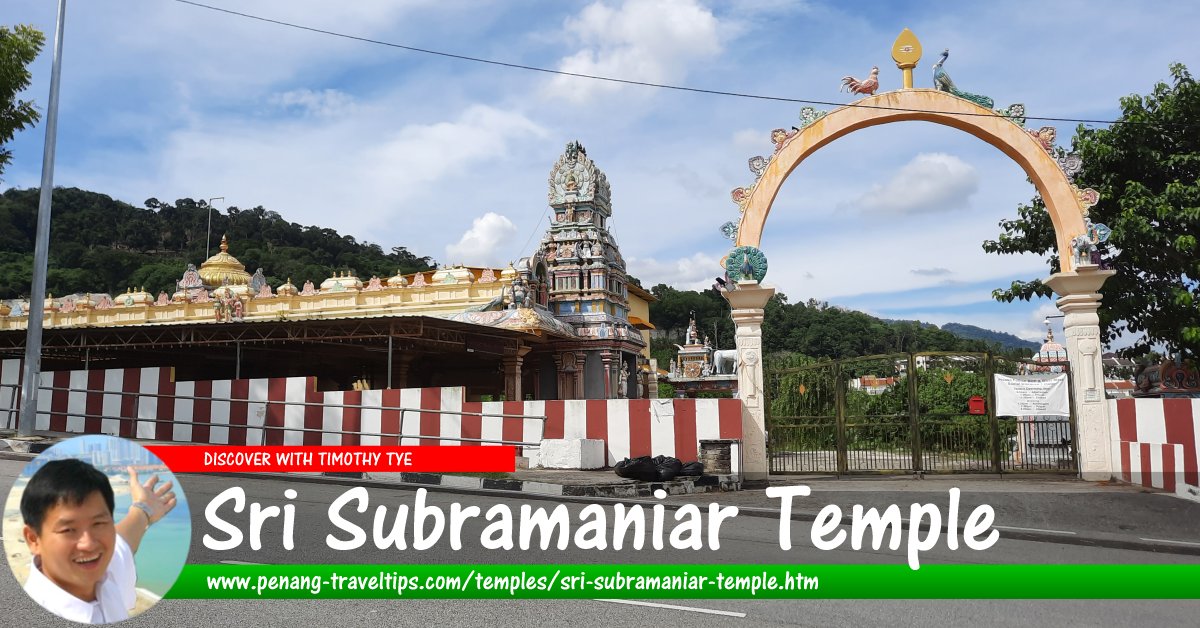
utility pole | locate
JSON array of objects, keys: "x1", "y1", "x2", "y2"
[
  {"x1": 18, "y1": 0, "x2": 68, "y2": 437},
  {"x1": 206, "y1": 197, "x2": 224, "y2": 259}
]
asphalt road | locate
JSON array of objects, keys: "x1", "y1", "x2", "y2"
[{"x1": 2, "y1": 461, "x2": 1197, "y2": 627}]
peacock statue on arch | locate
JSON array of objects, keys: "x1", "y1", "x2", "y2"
[{"x1": 932, "y1": 48, "x2": 993, "y2": 109}]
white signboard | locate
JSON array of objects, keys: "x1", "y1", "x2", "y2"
[{"x1": 994, "y1": 374, "x2": 1070, "y2": 416}]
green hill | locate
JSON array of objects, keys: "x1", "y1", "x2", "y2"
[
  {"x1": 940, "y1": 322, "x2": 1040, "y2": 352},
  {"x1": 0, "y1": 187, "x2": 435, "y2": 299},
  {"x1": 647, "y1": 287, "x2": 1032, "y2": 367}
]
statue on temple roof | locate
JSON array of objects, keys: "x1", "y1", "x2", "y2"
[
  {"x1": 250, "y1": 268, "x2": 267, "y2": 294},
  {"x1": 178, "y1": 263, "x2": 204, "y2": 291}
]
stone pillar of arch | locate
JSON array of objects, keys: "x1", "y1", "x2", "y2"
[
  {"x1": 724, "y1": 280, "x2": 774, "y2": 482},
  {"x1": 1046, "y1": 267, "x2": 1116, "y2": 480}
]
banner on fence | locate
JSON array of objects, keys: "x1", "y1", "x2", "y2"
[{"x1": 993, "y1": 374, "x2": 1069, "y2": 417}]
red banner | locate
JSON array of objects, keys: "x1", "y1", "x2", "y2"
[{"x1": 145, "y1": 445, "x2": 517, "y2": 473}]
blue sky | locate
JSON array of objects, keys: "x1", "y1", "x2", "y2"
[{"x1": 4, "y1": 0, "x2": 1198, "y2": 345}]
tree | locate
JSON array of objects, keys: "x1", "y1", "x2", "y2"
[
  {"x1": 0, "y1": 24, "x2": 45, "y2": 180},
  {"x1": 0, "y1": 187, "x2": 438, "y2": 299},
  {"x1": 985, "y1": 64, "x2": 1200, "y2": 358}
]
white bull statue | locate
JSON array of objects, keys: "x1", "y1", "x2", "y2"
[{"x1": 712, "y1": 349, "x2": 738, "y2": 375}]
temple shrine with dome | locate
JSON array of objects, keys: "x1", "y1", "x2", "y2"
[{"x1": 0, "y1": 143, "x2": 658, "y2": 401}]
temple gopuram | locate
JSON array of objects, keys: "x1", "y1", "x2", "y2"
[{"x1": 0, "y1": 143, "x2": 658, "y2": 401}]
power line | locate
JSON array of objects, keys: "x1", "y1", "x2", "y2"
[
  {"x1": 174, "y1": 0, "x2": 1184, "y2": 128},
  {"x1": 514, "y1": 208, "x2": 551, "y2": 267}
]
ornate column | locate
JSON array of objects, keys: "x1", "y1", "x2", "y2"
[
  {"x1": 553, "y1": 353, "x2": 572, "y2": 400},
  {"x1": 724, "y1": 279, "x2": 775, "y2": 482},
  {"x1": 502, "y1": 346, "x2": 531, "y2": 401},
  {"x1": 573, "y1": 351, "x2": 588, "y2": 399},
  {"x1": 648, "y1": 358, "x2": 660, "y2": 399},
  {"x1": 393, "y1": 353, "x2": 416, "y2": 389},
  {"x1": 1045, "y1": 267, "x2": 1116, "y2": 481},
  {"x1": 600, "y1": 350, "x2": 614, "y2": 399}
]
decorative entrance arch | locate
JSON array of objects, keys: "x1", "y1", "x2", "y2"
[
  {"x1": 723, "y1": 47, "x2": 1115, "y2": 482},
  {"x1": 735, "y1": 89, "x2": 1088, "y2": 268}
]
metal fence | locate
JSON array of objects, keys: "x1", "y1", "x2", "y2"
[{"x1": 766, "y1": 352, "x2": 1077, "y2": 475}]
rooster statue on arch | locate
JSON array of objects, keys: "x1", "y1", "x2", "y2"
[{"x1": 840, "y1": 66, "x2": 880, "y2": 96}]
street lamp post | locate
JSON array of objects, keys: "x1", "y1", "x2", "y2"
[
  {"x1": 18, "y1": 0, "x2": 68, "y2": 437},
  {"x1": 206, "y1": 196, "x2": 224, "y2": 259}
]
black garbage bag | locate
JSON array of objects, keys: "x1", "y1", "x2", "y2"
[
  {"x1": 679, "y1": 461, "x2": 705, "y2": 477},
  {"x1": 614, "y1": 456, "x2": 659, "y2": 481},
  {"x1": 653, "y1": 455, "x2": 683, "y2": 481}
]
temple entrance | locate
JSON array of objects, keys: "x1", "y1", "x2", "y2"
[
  {"x1": 764, "y1": 352, "x2": 1077, "y2": 475},
  {"x1": 721, "y1": 30, "x2": 1115, "y2": 481}
]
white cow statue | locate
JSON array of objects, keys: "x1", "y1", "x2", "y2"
[{"x1": 712, "y1": 349, "x2": 739, "y2": 375}]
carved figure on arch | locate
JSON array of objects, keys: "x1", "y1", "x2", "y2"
[
  {"x1": 1070, "y1": 233, "x2": 1097, "y2": 268},
  {"x1": 771, "y1": 128, "x2": 796, "y2": 153},
  {"x1": 839, "y1": 66, "x2": 880, "y2": 96},
  {"x1": 932, "y1": 49, "x2": 994, "y2": 109},
  {"x1": 1028, "y1": 126, "x2": 1056, "y2": 154}
]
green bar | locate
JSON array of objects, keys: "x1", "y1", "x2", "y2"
[{"x1": 167, "y1": 564, "x2": 1200, "y2": 599}]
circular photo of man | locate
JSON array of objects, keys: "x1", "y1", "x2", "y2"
[{"x1": 4, "y1": 435, "x2": 191, "y2": 624}]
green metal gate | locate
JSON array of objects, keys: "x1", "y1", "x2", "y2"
[{"x1": 766, "y1": 352, "x2": 1077, "y2": 475}]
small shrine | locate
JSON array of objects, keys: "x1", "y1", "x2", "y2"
[
  {"x1": 676, "y1": 317, "x2": 712, "y2": 378},
  {"x1": 664, "y1": 314, "x2": 738, "y2": 398}
]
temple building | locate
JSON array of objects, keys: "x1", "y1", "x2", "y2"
[{"x1": 0, "y1": 143, "x2": 656, "y2": 401}]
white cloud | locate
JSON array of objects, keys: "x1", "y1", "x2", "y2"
[
  {"x1": 446, "y1": 212, "x2": 519, "y2": 266},
  {"x1": 627, "y1": 252, "x2": 723, "y2": 290},
  {"x1": 544, "y1": 0, "x2": 723, "y2": 103},
  {"x1": 96, "y1": 103, "x2": 549, "y2": 241},
  {"x1": 911, "y1": 267, "x2": 952, "y2": 276},
  {"x1": 731, "y1": 128, "x2": 768, "y2": 157},
  {"x1": 271, "y1": 89, "x2": 358, "y2": 118},
  {"x1": 852, "y1": 153, "x2": 979, "y2": 215}
]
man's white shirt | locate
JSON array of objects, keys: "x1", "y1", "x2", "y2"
[{"x1": 24, "y1": 534, "x2": 137, "y2": 624}]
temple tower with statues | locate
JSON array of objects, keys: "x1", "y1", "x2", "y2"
[{"x1": 523, "y1": 141, "x2": 647, "y2": 399}]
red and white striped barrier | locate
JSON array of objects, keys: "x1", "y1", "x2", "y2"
[
  {"x1": 1110, "y1": 398, "x2": 1199, "y2": 496},
  {"x1": 0, "y1": 360, "x2": 742, "y2": 466}
]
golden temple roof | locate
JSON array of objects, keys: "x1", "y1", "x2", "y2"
[{"x1": 199, "y1": 235, "x2": 251, "y2": 287}]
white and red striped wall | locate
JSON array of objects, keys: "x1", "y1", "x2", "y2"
[
  {"x1": 0, "y1": 360, "x2": 742, "y2": 465},
  {"x1": 1109, "y1": 398, "x2": 1199, "y2": 495}
]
